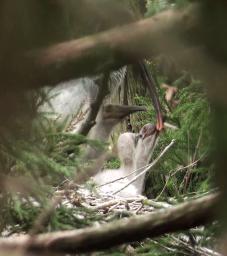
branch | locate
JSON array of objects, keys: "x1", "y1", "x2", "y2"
[
  {"x1": 164, "y1": 122, "x2": 179, "y2": 130},
  {"x1": 113, "y1": 139, "x2": 175, "y2": 195},
  {"x1": 78, "y1": 72, "x2": 110, "y2": 136},
  {"x1": 98, "y1": 161, "x2": 156, "y2": 188},
  {"x1": 155, "y1": 154, "x2": 206, "y2": 200},
  {"x1": 0, "y1": 193, "x2": 219, "y2": 254},
  {"x1": 3, "y1": 7, "x2": 190, "y2": 89}
]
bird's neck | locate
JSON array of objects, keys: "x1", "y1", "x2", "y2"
[
  {"x1": 89, "y1": 121, "x2": 114, "y2": 142},
  {"x1": 120, "y1": 163, "x2": 134, "y2": 177},
  {"x1": 85, "y1": 120, "x2": 115, "y2": 162},
  {"x1": 132, "y1": 140, "x2": 152, "y2": 194}
]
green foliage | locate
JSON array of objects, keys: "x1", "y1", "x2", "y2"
[
  {"x1": 135, "y1": 74, "x2": 214, "y2": 199},
  {"x1": 0, "y1": 2, "x2": 218, "y2": 255},
  {"x1": 104, "y1": 157, "x2": 121, "y2": 169},
  {"x1": 134, "y1": 227, "x2": 219, "y2": 256},
  {"x1": 146, "y1": 0, "x2": 190, "y2": 17},
  {"x1": 49, "y1": 206, "x2": 103, "y2": 231},
  {"x1": 146, "y1": 0, "x2": 170, "y2": 17},
  {"x1": 8, "y1": 196, "x2": 41, "y2": 233},
  {"x1": 6, "y1": 196, "x2": 107, "y2": 234},
  {"x1": 0, "y1": 89, "x2": 108, "y2": 233}
]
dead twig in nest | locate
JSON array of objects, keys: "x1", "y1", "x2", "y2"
[{"x1": 113, "y1": 139, "x2": 175, "y2": 195}]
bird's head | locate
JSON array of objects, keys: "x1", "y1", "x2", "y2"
[
  {"x1": 139, "y1": 123, "x2": 158, "y2": 140},
  {"x1": 137, "y1": 123, "x2": 159, "y2": 157},
  {"x1": 98, "y1": 104, "x2": 146, "y2": 127}
]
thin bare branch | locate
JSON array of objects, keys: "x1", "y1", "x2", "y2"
[
  {"x1": 98, "y1": 161, "x2": 158, "y2": 188},
  {"x1": 113, "y1": 139, "x2": 175, "y2": 195},
  {"x1": 164, "y1": 122, "x2": 179, "y2": 130},
  {"x1": 156, "y1": 155, "x2": 206, "y2": 200},
  {"x1": 183, "y1": 129, "x2": 204, "y2": 192}
]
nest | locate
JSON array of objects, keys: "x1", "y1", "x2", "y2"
[{"x1": 55, "y1": 180, "x2": 171, "y2": 224}]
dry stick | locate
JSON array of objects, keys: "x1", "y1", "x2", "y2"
[
  {"x1": 187, "y1": 130, "x2": 190, "y2": 167},
  {"x1": 78, "y1": 72, "x2": 110, "y2": 136},
  {"x1": 94, "y1": 198, "x2": 143, "y2": 210},
  {"x1": 108, "y1": 202, "x2": 121, "y2": 212},
  {"x1": 168, "y1": 236, "x2": 202, "y2": 256},
  {"x1": 135, "y1": 204, "x2": 144, "y2": 214},
  {"x1": 149, "y1": 239, "x2": 179, "y2": 254},
  {"x1": 98, "y1": 161, "x2": 158, "y2": 188},
  {"x1": 98, "y1": 142, "x2": 163, "y2": 187},
  {"x1": 164, "y1": 122, "x2": 179, "y2": 130},
  {"x1": 0, "y1": 192, "x2": 219, "y2": 254},
  {"x1": 170, "y1": 235, "x2": 222, "y2": 256},
  {"x1": 144, "y1": 199, "x2": 171, "y2": 209},
  {"x1": 186, "y1": 128, "x2": 203, "y2": 189},
  {"x1": 113, "y1": 139, "x2": 175, "y2": 195},
  {"x1": 155, "y1": 155, "x2": 206, "y2": 201},
  {"x1": 183, "y1": 129, "x2": 203, "y2": 192},
  {"x1": 193, "y1": 128, "x2": 203, "y2": 162},
  {"x1": 98, "y1": 123, "x2": 178, "y2": 188}
]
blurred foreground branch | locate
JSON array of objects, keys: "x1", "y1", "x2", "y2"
[
  {"x1": 0, "y1": 193, "x2": 219, "y2": 254},
  {"x1": 1, "y1": 4, "x2": 194, "y2": 89},
  {"x1": 1, "y1": 2, "x2": 227, "y2": 104},
  {"x1": 78, "y1": 72, "x2": 110, "y2": 136}
]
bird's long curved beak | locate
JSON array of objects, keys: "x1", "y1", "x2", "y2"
[
  {"x1": 103, "y1": 104, "x2": 146, "y2": 119},
  {"x1": 156, "y1": 112, "x2": 164, "y2": 131},
  {"x1": 137, "y1": 61, "x2": 164, "y2": 132}
]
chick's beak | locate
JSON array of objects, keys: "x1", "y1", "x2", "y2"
[{"x1": 140, "y1": 123, "x2": 158, "y2": 139}]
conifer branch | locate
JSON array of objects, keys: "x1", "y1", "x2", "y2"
[
  {"x1": 4, "y1": 7, "x2": 189, "y2": 89},
  {"x1": 0, "y1": 193, "x2": 219, "y2": 255}
]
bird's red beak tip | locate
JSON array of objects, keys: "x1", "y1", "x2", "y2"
[{"x1": 156, "y1": 121, "x2": 165, "y2": 132}]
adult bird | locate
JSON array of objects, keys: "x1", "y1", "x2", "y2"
[{"x1": 85, "y1": 104, "x2": 146, "y2": 160}]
